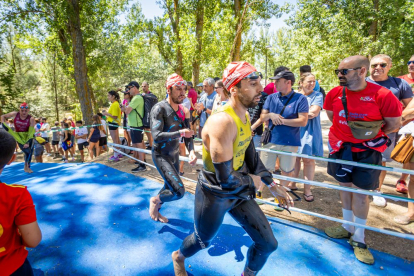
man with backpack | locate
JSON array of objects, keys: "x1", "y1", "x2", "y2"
[
  {"x1": 121, "y1": 81, "x2": 147, "y2": 172},
  {"x1": 141, "y1": 81, "x2": 158, "y2": 149}
]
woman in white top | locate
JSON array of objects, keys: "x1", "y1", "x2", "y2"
[{"x1": 211, "y1": 80, "x2": 229, "y2": 112}]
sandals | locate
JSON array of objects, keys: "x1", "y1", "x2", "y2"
[
  {"x1": 349, "y1": 237, "x2": 374, "y2": 265},
  {"x1": 303, "y1": 194, "x2": 314, "y2": 202},
  {"x1": 325, "y1": 226, "x2": 352, "y2": 239},
  {"x1": 394, "y1": 215, "x2": 414, "y2": 225},
  {"x1": 396, "y1": 180, "x2": 408, "y2": 194}
]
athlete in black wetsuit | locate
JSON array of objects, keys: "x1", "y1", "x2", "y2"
[
  {"x1": 149, "y1": 74, "x2": 197, "y2": 223},
  {"x1": 172, "y1": 62, "x2": 294, "y2": 276}
]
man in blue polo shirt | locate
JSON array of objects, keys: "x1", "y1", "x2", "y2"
[{"x1": 260, "y1": 70, "x2": 309, "y2": 189}]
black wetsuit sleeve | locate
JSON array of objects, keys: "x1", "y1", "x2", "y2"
[
  {"x1": 183, "y1": 118, "x2": 194, "y2": 152},
  {"x1": 213, "y1": 159, "x2": 254, "y2": 191},
  {"x1": 150, "y1": 104, "x2": 181, "y2": 142},
  {"x1": 244, "y1": 141, "x2": 273, "y2": 185}
]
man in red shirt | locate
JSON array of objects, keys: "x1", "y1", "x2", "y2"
[
  {"x1": 323, "y1": 55, "x2": 402, "y2": 265},
  {"x1": 0, "y1": 130, "x2": 42, "y2": 275},
  {"x1": 398, "y1": 54, "x2": 414, "y2": 85}
]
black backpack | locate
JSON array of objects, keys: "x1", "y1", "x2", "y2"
[{"x1": 135, "y1": 93, "x2": 158, "y2": 128}]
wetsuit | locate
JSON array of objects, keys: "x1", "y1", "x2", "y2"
[
  {"x1": 180, "y1": 104, "x2": 277, "y2": 273},
  {"x1": 2, "y1": 113, "x2": 34, "y2": 167},
  {"x1": 150, "y1": 100, "x2": 194, "y2": 203}
]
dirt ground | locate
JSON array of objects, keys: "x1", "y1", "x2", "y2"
[{"x1": 15, "y1": 110, "x2": 414, "y2": 262}]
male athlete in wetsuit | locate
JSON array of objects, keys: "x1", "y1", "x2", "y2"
[
  {"x1": 172, "y1": 62, "x2": 294, "y2": 276},
  {"x1": 1, "y1": 103, "x2": 35, "y2": 173},
  {"x1": 149, "y1": 73, "x2": 197, "y2": 223}
]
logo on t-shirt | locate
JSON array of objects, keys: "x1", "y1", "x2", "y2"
[
  {"x1": 339, "y1": 110, "x2": 346, "y2": 118},
  {"x1": 360, "y1": 96, "x2": 374, "y2": 102}
]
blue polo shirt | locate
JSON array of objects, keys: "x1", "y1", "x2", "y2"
[
  {"x1": 263, "y1": 90, "x2": 309, "y2": 146},
  {"x1": 199, "y1": 91, "x2": 217, "y2": 127}
]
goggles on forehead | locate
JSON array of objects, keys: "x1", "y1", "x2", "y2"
[{"x1": 242, "y1": 71, "x2": 263, "y2": 80}]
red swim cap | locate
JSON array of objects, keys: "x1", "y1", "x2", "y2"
[
  {"x1": 166, "y1": 73, "x2": 187, "y2": 90},
  {"x1": 20, "y1": 102, "x2": 29, "y2": 108},
  {"x1": 222, "y1": 62, "x2": 257, "y2": 91}
]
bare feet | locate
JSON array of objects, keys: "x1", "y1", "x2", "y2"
[
  {"x1": 172, "y1": 250, "x2": 187, "y2": 276},
  {"x1": 24, "y1": 166, "x2": 33, "y2": 173},
  {"x1": 158, "y1": 212, "x2": 169, "y2": 223},
  {"x1": 149, "y1": 197, "x2": 160, "y2": 221}
]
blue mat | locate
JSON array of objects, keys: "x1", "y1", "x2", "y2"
[{"x1": 2, "y1": 162, "x2": 413, "y2": 276}]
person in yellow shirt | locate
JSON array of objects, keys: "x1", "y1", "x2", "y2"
[{"x1": 103, "y1": 90, "x2": 122, "y2": 162}]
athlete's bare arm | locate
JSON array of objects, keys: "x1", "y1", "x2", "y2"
[{"x1": 1, "y1": 111, "x2": 18, "y2": 123}]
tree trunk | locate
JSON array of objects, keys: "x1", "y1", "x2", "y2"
[
  {"x1": 192, "y1": 1, "x2": 204, "y2": 86},
  {"x1": 368, "y1": 0, "x2": 379, "y2": 42},
  {"x1": 52, "y1": 49, "x2": 59, "y2": 121},
  {"x1": 232, "y1": 0, "x2": 242, "y2": 61},
  {"x1": 66, "y1": 0, "x2": 94, "y2": 125},
  {"x1": 167, "y1": 0, "x2": 183, "y2": 75}
]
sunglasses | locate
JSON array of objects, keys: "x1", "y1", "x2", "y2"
[
  {"x1": 371, "y1": 63, "x2": 387, "y2": 68},
  {"x1": 408, "y1": 61, "x2": 414, "y2": 65},
  {"x1": 243, "y1": 71, "x2": 263, "y2": 80},
  {"x1": 335, "y1": 67, "x2": 361, "y2": 75},
  {"x1": 214, "y1": 86, "x2": 223, "y2": 89},
  {"x1": 20, "y1": 106, "x2": 29, "y2": 109}
]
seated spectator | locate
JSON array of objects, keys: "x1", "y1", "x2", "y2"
[
  {"x1": 288, "y1": 73, "x2": 324, "y2": 202},
  {"x1": 259, "y1": 70, "x2": 309, "y2": 208},
  {"x1": 324, "y1": 55, "x2": 401, "y2": 264},
  {"x1": 0, "y1": 130, "x2": 42, "y2": 275}
]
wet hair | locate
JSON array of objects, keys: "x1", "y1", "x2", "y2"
[
  {"x1": 0, "y1": 130, "x2": 16, "y2": 169},
  {"x1": 108, "y1": 90, "x2": 120, "y2": 102},
  {"x1": 300, "y1": 65, "x2": 312, "y2": 73},
  {"x1": 76, "y1": 120, "x2": 83, "y2": 124}
]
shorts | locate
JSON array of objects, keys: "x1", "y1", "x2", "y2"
[
  {"x1": 52, "y1": 140, "x2": 59, "y2": 146},
  {"x1": 381, "y1": 132, "x2": 397, "y2": 162},
  {"x1": 42, "y1": 137, "x2": 50, "y2": 143},
  {"x1": 327, "y1": 149, "x2": 382, "y2": 190},
  {"x1": 78, "y1": 142, "x2": 89, "y2": 151},
  {"x1": 34, "y1": 146, "x2": 44, "y2": 157},
  {"x1": 130, "y1": 127, "x2": 144, "y2": 144},
  {"x1": 62, "y1": 140, "x2": 73, "y2": 151},
  {"x1": 99, "y1": 137, "x2": 107, "y2": 146},
  {"x1": 260, "y1": 143, "x2": 298, "y2": 173},
  {"x1": 108, "y1": 122, "x2": 119, "y2": 131},
  {"x1": 252, "y1": 134, "x2": 262, "y2": 148}
]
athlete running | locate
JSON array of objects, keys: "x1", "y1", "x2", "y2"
[
  {"x1": 1, "y1": 103, "x2": 35, "y2": 173},
  {"x1": 172, "y1": 62, "x2": 294, "y2": 276},
  {"x1": 149, "y1": 73, "x2": 197, "y2": 223}
]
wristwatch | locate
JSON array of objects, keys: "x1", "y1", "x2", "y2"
[{"x1": 203, "y1": 107, "x2": 207, "y2": 112}]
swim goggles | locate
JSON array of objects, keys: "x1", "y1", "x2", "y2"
[{"x1": 242, "y1": 71, "x2": 263, "y2": 80}]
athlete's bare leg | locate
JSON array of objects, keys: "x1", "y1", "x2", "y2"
[{"x1": 172, "y1": 250, "x2": 187, "y2": 276}]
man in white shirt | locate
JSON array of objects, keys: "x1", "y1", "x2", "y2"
[
  {"x1": 75, "y1": 120, "x2": 89, "y2": 162},
  {"x1": 40, "y1": 117, "x2": 52, "y2": 156}
]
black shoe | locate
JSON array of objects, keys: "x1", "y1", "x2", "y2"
[
  {"x1": 146, "y1": 145, "x2": 152, "y2": 150},
  {"x1": 273, "y1": 169, "x2": 281, "y2": 175},
  {"x1": 132, "y1": 165, "x2": 146, "y2": 173}
]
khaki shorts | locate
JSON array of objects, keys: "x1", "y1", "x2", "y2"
[{"x1": 260, "y1": 143, "x2": 298, "y2": 173}]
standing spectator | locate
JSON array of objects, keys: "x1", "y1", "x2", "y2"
[
  {"x1": 263, "y1": 82, "x2": 276, "y2": 96},
  {"x1": 394, "y1": 92, "x2": 414, "y2": 225},
  {"x1": 366, "y1": 54, "x2": 413, "y2": 207},
  {"x1": 51, "y1": 121, "x2": 60, "y2": 158},
  {"x1": 62, "y1": 122, "x2": 74, "y2": 163},
  {"x1": 121, "y1": 81, "x2": 147, "y2": 172},
  {"x1": 196, "y1": 78, "x2": 217, "y2": 137},
  {"x1": 33, "y1": 137, "x2": 45, "y2": 163},
  {"x1": 34, "y1": 118, "x2": 41, "y2": 137},
  {"x1": 102, "y1": 90, "x2": 122, "y2": 162},
  {"x1": 141, "y1": 81, "x2": 155, "y2": 149},
  {"x1": 259, "y1": 70, "x2": 309, "y2": 196},
  {"x1": 87, "y1": 115, "x2": 104, "y2": 161},
  {"x1": 75, "y1": 120, "x2": 89, "y2": 162},
  {"x1": 58, "y1": 120, "x2": 66, "y2": 160},
  {"x1": 211, "y1": 80, "x2": 229, "y2": 112},
  {"x1": 187, "y1": 82, "x2": 198, "y2": 134},
  {"x1": 97, "y1": 113, "x2": 108, "y2": 154},
  {"x1": 324, "y1": 55, "x2": 401, "y2": 264},
  {"x1": 67, "y1": 116, "x2": 76, "y2": 156},
  {"x1": 0, "y1": 130, "x2": 42, "y2": 275},
  {"x1": 398, "y1": 54, "x2": 414, "y2": 86},
  {"x1": 288, "y1": 73, "x2": 324, "y2": 202},
  {"x1": 121, "y1": 88, "x2": 133, "y2": 148},
  {"x1": 40, "y1": 117, "x2": 52, "y2": 156},
  {"x1": 250, "y1": 91, "x2": 269, "y2": 148}
]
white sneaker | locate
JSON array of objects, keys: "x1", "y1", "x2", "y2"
[{"x1": 373, "y1": 191, "x2": 387, "y2": 207}]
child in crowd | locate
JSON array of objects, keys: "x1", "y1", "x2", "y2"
[
  {"x1": 87, "y1": 115, "x2": 105, "y2": 161},
  {"x1": 61, "y1": 122, "x2": 74, "y2": 163},
  {"x1": 75, "y1": 120, "x2": 89, "y2": 162},
  {"x1": 33, "y1": 137, "x2": 45, "y2": 163},
  {"x1": 97, "y1": 113, "x2": 108, "y2": 154},
  {"x1": 0, "y1": 130, "x2": 42, "y2": 275},
  {"x1": 51, "y1": 121, "x2": 60, "y2": 159}
]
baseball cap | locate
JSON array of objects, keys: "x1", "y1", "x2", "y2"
[
  {"x1": 222, "y1": 61, "x2": 257, "y2": 90},
  {"x1": 187, "y1": 81, "x2": 193, "y2": 87},
  {"x1": 196, "y1": 83, "x2": 203, "y2": 87},
  {"x1": 269, "y1": 70, "x2": 295, "y2": 84},
  {"x1": 127, "y1": 81, "x2": 140, "y2": 89}
]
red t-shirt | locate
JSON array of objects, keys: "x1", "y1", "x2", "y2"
[
  {"x1": 398, "y1": 74, "x2": 414, "y2": 85},
  {"x1": 187, "y1": 88, "x2": 198, "y2": 110},
  {"x1": 323, "y1": 82, "x2": 402, "y2": 153},
  {"x1": 0, "y1": 182, "x2": 37, "y2": 275}
]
